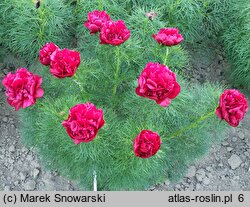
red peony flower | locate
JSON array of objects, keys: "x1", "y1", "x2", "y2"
[
  {"x1": 100, "y1": 20, "x2": 131, "y2": 46},
  {"x1": 62, "y1": 103, "x2": 105, "y2": 144},
  {"x1": 39, "y1": 42, "x2": 59, "y2": 65},
  {"x1": 133, "y1": 130, "x2": 161, "y2": 158},
  {"x1": 152, "y1": 28, "x2": 184, "y2": 46},
  {"x1": 50, "y1": 48, "x2": 81, "y2": 78},
  {"x1": 2, "y1": 68, "x2": 44, "y2": 110},
  {"x1": 84, "y1": 10, "x2": 111, "y2": 35},
  {"x1": 135, "y1": 62, "x2": 181, "y2": 107},
  {"x1": 216, "y1": 89, "x2": 248, "y2": 127}
]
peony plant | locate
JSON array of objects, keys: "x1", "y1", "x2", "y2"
[{"x1": 1, "y1": 6, "x2": 248, "y2": 190}]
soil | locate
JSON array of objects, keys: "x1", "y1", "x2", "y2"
[{"x1": 0, "y1": 45, "x2": 249, "y2": 191}]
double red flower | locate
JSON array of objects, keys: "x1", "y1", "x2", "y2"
[
  {"x1": 84, "y1": 10, "x2": 111, "y2": 35},
  {"x1": 39, "y1": 42, "x2": 59, "y2": 66},
  {"x1": 133, "y1": 130, "x2": 161, "y2": 158},
  {"x1": 84, "y1": 10, "x2": 130, "y2": 46},
  {"x1": 216, "y1": 89, "x2": 248, "y2": 127},
  {"x1": 152, "y1": 28, "x2": 184, "y2": 46},
  {"x1": 2, "y1": 68, "x2": 44, "y2": 110},
  {"x1": 136, "y1": 62, "x2": 181, "y2": 107},
  {"x1": 62, "y1": 103, "x2": 105, "y2": 144},
  {"x1": 39, "y1": 43, "x2": 81, "y2": 78},
  {"x1": 50, "y1": 49, "x2": 81, "y2": 78},
  {"x1": 100, "y1": 20, "x2": 131, "y2": 46}
]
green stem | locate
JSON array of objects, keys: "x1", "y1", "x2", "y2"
[
  {"x1": 37, "y1": 6, "x2": 46, "y2": 41},
  {"x1": 166, "y1": 109, "x2": 216, "y2": 140},
  {"x1": 163, "y1": 47, "x2": 169, "y2": 65},
  {"x1": 74, "y1": 73, "x2": 79, "y2": 79},
  {"x1": 97, "y1": 0, "x2": 104, "y2": 10},
  {"x1": 143, "y1": 18, "x2": 149, "y2": 35},
  {"x1": 112, "y1": 46, "x2": 121, "y2": 96},
  {"x1": 73, "y1": 73, "x2": 84, "y2": 93},
  {"x1": 74, "y1": 0, "x2": 81, "y2": 13},
  {"x1": 168, "y1": 3, "x2": 174, "y2": 25}
]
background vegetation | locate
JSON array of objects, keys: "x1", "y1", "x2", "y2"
[
  {"x1": 0, "y1": 0, "x2": 74, "y2": 64},
  {"x1": 222, "y1": 0, "x2": 250, "y2": 90}
]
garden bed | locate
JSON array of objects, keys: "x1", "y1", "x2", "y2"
[
  {"x1": 0, "y1": 44, "x2": 249, "y2": 191},
  {"x1": 0, "y1": 0, "x2": 249, "y2": 191}
]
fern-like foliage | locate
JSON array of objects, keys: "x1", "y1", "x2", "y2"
[
  {"x1": 20, "y1": 59, "x2": 228, "y2": 190},
  {"x1": 19, "y1": 0, "x2": 229, "y2": 190},
  {"x1": 222, "y1": 0, "x2": 250, "y2": 90},
  {"x1": 0, "y1": 0, "x2": 231, "y2": 62},
  {"x1": 0, "y1": 0, "x2": 233, "y2": 190},
  {"x1": 0, "y1": 0, "x2": 74, "y2": 63}
]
